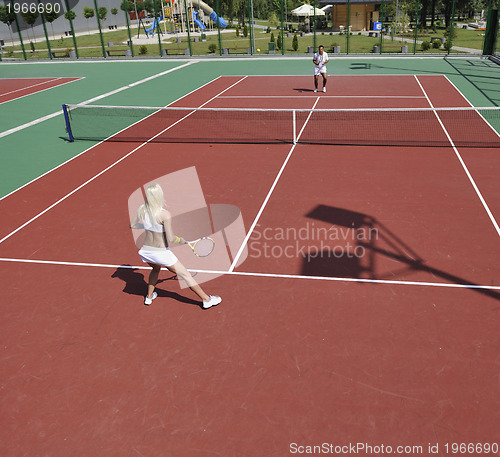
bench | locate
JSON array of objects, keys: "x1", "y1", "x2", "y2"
[
  {"x1": 106, "y1": 48, "x2": 132, "y2": 57},
  {"x1": 162, "y1": 48, "x2": 190, "y2": 55},
  {"x1": 50, "y1": 50, "x2": 70, "y2": 58},
  {"x1": 223, "y1": 47, "x2": 251, "y2": 54},
  {"x1": 374, "y1": 45, "x2": 409, "y2": 53}
]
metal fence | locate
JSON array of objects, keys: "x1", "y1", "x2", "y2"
[{"x1": 0, "y1": 0, "x2": 498, "y2": 60}]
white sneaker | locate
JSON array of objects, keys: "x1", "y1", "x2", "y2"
[
  {"x1": 323, "y1": 87, "x2": 326, "y2": 92},
  {"x1": 144, "y1": 291, "x2": 157, "y2": 305},
  {"x1": 203, "y1": 295, "x2": 222, "y2": 309},
  {"x1": 314, "y1": 89, "x2": 318, "y2": 93}
]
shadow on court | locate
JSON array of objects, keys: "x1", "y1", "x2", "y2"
[
  {"x1": 302, "y1": 205, "x2": 500, "y2": 301},
  {"x1": 111, "y1": 266, "x2": 202, "y2": 307}
]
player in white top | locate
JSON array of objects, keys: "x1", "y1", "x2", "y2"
[{"x1": 313, "y1": 45, "x2": 328, "y2": 93}]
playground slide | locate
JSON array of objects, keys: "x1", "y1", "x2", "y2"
[
  {"x1": 193, "y1": 10, "x2": 206, "y2": 30},
  {"x1": 145, "y1": 16, "x2": 163, "y2": 36},
  {"x1": 197, "y1": 0, "x2": 227, "y2": 28}
]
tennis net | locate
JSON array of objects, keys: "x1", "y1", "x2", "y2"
[{"x1": 62, "y1": 104, "x2": 500, "y2": 148}]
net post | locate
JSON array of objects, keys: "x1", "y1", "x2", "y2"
[
  {"x1": 62, "y1": 104, "x2": 74, "y2": 143},
  {"x1": 293, "y1": 110, "x2": 297, "y2": 144}
]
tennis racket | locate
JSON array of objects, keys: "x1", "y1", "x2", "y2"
[{"x1": 187, "y1": 237, "x2": 215, "y2": 257}]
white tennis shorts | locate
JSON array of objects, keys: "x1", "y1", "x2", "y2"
[
  {"x1": 139, "y1": 245, "x2": 178, "y2": 267},
  {"x1": 314, "y1": 66, "x2": 327, "y2": 75}
]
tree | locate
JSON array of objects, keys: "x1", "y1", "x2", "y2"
[
  {"x1": 20, "y1": 11, "x2": 39, "y2": 42},
  {"x1": 277, "y1": 32, "x2": 282, "y2": 50},
  {"x1": 111, "y1": 7, "x2": 118, "y2": 26},
  {"x1": 292, "y1": 32, "x2": 298, "y2": 51},
  {"x1": 44, "y1": 10, "x2": 60, "y2": 39},
  {"x1": 83, "y1": 7, "x2": 95, "y2": 34},
  {"x1": 98, "y1": 7, "x2": 107, "y2": 21},
  {"x1": 0, "y1": 5, "x2": 16, "y2": 45},
  {"x1": 143, "y1": 0, "x2": 154, "y2": 15},
  {"x1": 120, "y1": 1, "x2": 134, "y2": 12},
  {"x1": 64, "y1": 9, "x2": 76, "y2": 22}
]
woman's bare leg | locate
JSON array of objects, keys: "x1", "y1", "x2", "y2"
[
  {"x1": 146, "y1": 263, "x2": 161, "y2": 298},
  {"x1": 167, "y1": 261, "x2": 210, "y2": 301}
]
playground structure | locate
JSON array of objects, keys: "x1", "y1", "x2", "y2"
[{"x1": 145, "y1": 0, "x2": 227, "y2": 37}]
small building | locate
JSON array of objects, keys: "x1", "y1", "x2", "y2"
[{"x1": 319, "y1": 0, "x2": 392, "y2": 31}]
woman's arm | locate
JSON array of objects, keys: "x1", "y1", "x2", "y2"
[
  {"x1": 162, "y1": 210, "x2": 186, "y2": 245},
  {"x1": 129, "y1": 211, "x2": 143, "y2": 229}
]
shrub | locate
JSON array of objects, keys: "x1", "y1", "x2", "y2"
[
  {"x1": 139, "y1": 45, "x2": 147, "y2": 55},
  {"x1": 243, "y1": 24, "x2": 248, "y2": 37},
  {"x1": 421, "y1": 40, "x2": 431, "y2": 51},
  {"x1": 235, "y1": 27, "x2": 239, "y2": 37},
  {"x1": 270, "y1": 32, "x2": 275, "y2": 43},
  {"x1": 443, "y1": 39, "x2": 450, "y2": 50},
  {"x1": 432, "y1": 39, "x2": 441, "y2": 49},
  {"x1": 358, "y1": 32, "x2": 361, "y2": 35},
  {"x1": 292, "y1": 33, "x2": 298, "y2": 51},
  {"x1": 277, "y1": 33, "x2": 282, "y2": 50},
  {"x1": 208, "y1": 43, "x2": 217, "y2": 53},
  {"x1": 266, "y1": 26, "x2": 270, "y2": 33},
  {"x1": 329, "y1": 32, "x2": 333, "y2": 35}
]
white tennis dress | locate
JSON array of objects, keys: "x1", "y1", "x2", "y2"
[
  {"x1": 138, "y1": 212, "x2": 178, "y2": 267},
  {"x1": 313, "y1": 51, "x2": 328, "y2": 75}
]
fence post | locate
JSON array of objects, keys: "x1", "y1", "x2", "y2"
[
  {"x1": 281, "y1": 0, "x2": 285, "y2": 55},
  {"x1": 482, "y1": 0, "x2": 499, "y2": 55},
  {"x1": 216, "y1": 0, "x2": 222, "y2": 56},
  {"x1": 379, "y1": 0, "x2": 385, "y2": 53},
  {"x1": 313, "y1": 0, "x2": 317, "y2": 50},
  {"x1": 183, "y1": 0, "x2": 192, "y2": 55},
  {"x1": 346, "y1": 0, "x2": 351, "y2": 54},
  {"x1": 63, "y1": 0, "x2": 79, "y2": 58},
  {"x1": 10, "y1": 0, "x2": 27, "y2": 60},
  {"x1": 93, "y1": 0, "x2": 107, "y2": 58},
  {"x1": 123, "y1": 1, "x2": 134, "y2": 56},
  {"x1": 447, "y1": 0, "x2": 456, "y2": 54},
  {"x1": 413, "y1": 0, "x2": 420, "y2": 54},
  {"x1": 37, "y1": 0, "x2": 53, "y2": 59}
]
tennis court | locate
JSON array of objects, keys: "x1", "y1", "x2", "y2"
[{"x1": 1, "y1": 59, "x2": 499, "y2": 456}]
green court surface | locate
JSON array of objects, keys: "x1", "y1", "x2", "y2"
[{"x1": 0, "y1": 56, "x2": 499, "y2": 198}]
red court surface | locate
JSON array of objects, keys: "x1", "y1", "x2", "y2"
[
  {"x1": 1, "y1": 75, "x2": 499, "y2": 457},
  {"x1": 0, "y1": 77, "x2": 82, "y2": 103}
]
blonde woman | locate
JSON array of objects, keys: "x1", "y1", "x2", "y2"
[{"x1": 131, "y1": 183, "x2": 222, "y2": 309}]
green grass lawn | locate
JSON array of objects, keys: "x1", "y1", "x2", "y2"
[{"x1": 1, "y1": 24, "x2": 487, "y2": 59}]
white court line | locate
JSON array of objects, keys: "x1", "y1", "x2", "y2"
[
  {"x1": 228, "y1": 96, "x2": 321, "y2": 272},
  {"x1": 0, "y1": 77, "x2": 85, "y2": 106},
  {"x1": 0, "y1": 67, "x2": 214, "y2": 204},
  {"x1": 442, "y1": 75, "x2": 500, "y2": 139},
  {"x1": 414, "y1": 75, "x2": 500, "y2": 238},
  {"x1": 0, "y1": 77, "x2": 62, "y2": 97},
  {"x1": 0, "y1": 257, "x2": 499, "y2": 292},
  {"x1": 0, "y1": 76, "x2": 247, "y2": 245},
  {"x1": 218, "y1": 95, "x2": 427, "y2": 99},
  {"x1": 0, "y1": 61, "x2": 196, "y2": 139}
]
